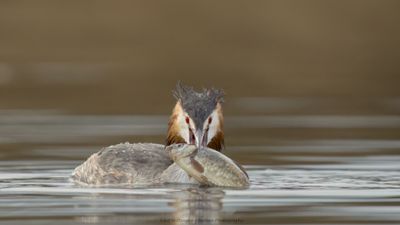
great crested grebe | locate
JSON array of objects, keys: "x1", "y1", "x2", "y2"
[{"x1": 71, "y1": 82, "x2": 224, "y2": 185}]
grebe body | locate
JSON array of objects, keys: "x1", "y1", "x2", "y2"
[{"x1": 71, "y1": 83, "x2": 225, "y2": 185}]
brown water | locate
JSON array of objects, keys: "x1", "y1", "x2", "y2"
[{"x1": 1, "y1": 98, "x2": 400, "y2": 225}]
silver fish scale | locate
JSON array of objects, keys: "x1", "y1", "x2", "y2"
[{"x1": 178, "y1": 147, "x2": 249, "y2": 187}]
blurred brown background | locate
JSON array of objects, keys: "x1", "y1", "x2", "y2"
[{"x1": 0, "y1": 0, "x2": 399, "y2": 115}]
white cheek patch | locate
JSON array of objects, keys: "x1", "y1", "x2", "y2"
[
  {"x1": 206, "y1": 111, "x2": 220, "y2": 144},
  {"x1": 176, "y1": 114, "x2": 189, "y2": 143},
  {"x1": 176, "y1": 113, "x2": 196, "y2": 144}
]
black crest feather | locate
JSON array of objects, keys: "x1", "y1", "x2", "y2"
[{"x1": 173, "y1": 81, "x2": 224, "y2": 129}]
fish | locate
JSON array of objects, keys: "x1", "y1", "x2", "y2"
[{"x1": 165, "y1": 143, "x2": 250, "y2": 188}]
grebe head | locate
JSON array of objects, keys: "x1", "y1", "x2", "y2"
[{"x1": 166, "y1": 82, "x2": 225, "y2": 151}]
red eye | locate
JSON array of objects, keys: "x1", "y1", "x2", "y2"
[
  {"x1": 208, "y1": 117, "x2": 212, "y2": 124},
  {"x1": 185, "y1": 117, "x2": 190, "y2": 124}
]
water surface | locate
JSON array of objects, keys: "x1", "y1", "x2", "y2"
[{"x1": 1, "y1": 98, "x2": 400, "y2": 224}]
